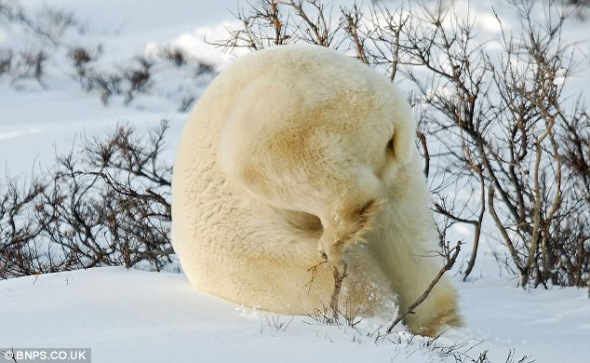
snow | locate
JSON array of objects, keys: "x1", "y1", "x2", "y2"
[
  {"x1": 1, "y1": 267, "x2": 588, "y2": 362},
  {"x1": 1, "y1": 0, "x2": 589, "y2": 362}
]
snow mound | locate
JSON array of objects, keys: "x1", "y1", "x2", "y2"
[{"x1": 1, "y1": 268, "x2": 589, "y2": 362}]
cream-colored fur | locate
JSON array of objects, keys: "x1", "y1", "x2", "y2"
[{"x1": 171, "y1": 44, "x2": 461, "y2": 336}]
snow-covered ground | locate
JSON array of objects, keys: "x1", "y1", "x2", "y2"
[
  {"x1": 1, "y1": 0, "x2": 589, "y2": 362},
  {"x1": 1, "y1": 267, "x2": 589, "y2": 363}
]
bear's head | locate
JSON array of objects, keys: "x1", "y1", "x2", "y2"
[{"x1": 218, "y1": 44, "x2": 421, "y2": 266}]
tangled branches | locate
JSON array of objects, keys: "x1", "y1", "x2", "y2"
[{"x1": 1, "y1": 121, "x2": 174, "y2": 278}]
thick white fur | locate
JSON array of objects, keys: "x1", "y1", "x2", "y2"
[{"x1": 172, "y1": 44, "x2": 460, "y2": 336}]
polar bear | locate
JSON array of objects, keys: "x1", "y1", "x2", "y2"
[{"x1": 171, "y1": 44, "x2": 460, "y2": 336}]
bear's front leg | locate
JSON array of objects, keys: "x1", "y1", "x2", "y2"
[{"x1": 316, "y1": 200, "x2": 380, "y2": 317}]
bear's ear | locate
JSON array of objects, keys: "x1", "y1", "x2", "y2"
[{"x1": 390, "y1": 112, "x2": 417, "y2": 164}]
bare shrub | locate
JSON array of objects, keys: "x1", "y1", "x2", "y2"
[
  {"x1": 2, "y1": 3, "x2": 211, "y2": 109},
  {"x1": 0, "y1": 178, "x2": 45, "y2": 278},
  {"x1": 123, "y1": 56, "x2": 153, "y2": 104},
  {"x1": 0, "y1": 51, "x2": 12, "y2": 76},
  {"x1": 160, "y1": 47, "x2": 190, "y2": 67},
  {"x1": 0, "y1": 121, "x2": 174, "y2": 278},
  {"x1": 0, "y1": 1, "x2": 79, "y2": 45},
  {"x1": 178, "y1": 96, "x2": 197, "y2": 112},
  {"x1": 35, "y1": 5, "x2": 77, "y2": 39},
  {"x1": 5, "y1": 50, "x2": 49, "y2": 86},
  {"x1": 67, "y1": 49, "x2": 153, "y2": 106},
  {"x1": 559, "y1": 109, "x2": 590, "y2": 288},
  {"x1": 158, "y1": 46, "x2": 215, "y2": 76},
  {"x1": 217, "y1": 0, "x2": 589, "y2": 292},
  {"x1": 405, "y1": 0, "x2": 589, "y2": 288},
  {"x1": 68, "y1": 45, "x2": 103, "y2": 80},
  {"x1": 195, "y1": 62, "x2": 214, "y2": 76},
  {"x1": 263, "y1": 315, "x2": 294, "y2": 332},
  {"x1": 66, "y1": 44, "x2": 214, "y2": 109}
]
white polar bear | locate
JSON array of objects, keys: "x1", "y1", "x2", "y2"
[{"x1": 171, "y1": 44, "x2": 460, "y2": 336}]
